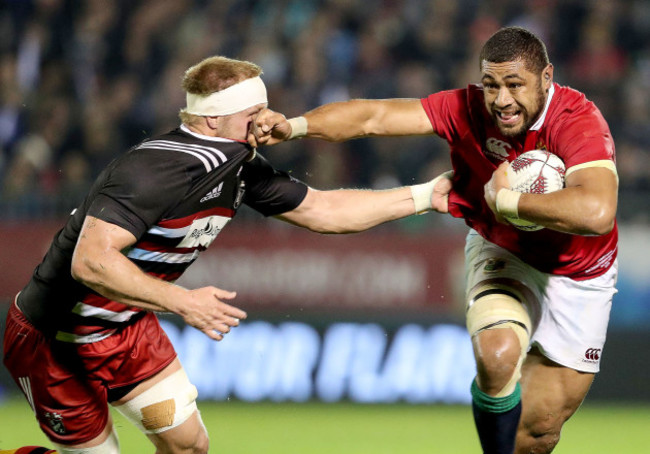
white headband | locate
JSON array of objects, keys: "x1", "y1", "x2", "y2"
[{"x1": 185, "y1": 76, "x2": 268, "y2": 116}]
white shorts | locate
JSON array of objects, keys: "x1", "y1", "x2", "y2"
[{"x1": 464, "y1": 230, "x2": 618, "y2": 373}]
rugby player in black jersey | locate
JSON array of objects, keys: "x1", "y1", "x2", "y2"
[{"x1": 3, "y1": 56, "x2": 450, "y2": 454}]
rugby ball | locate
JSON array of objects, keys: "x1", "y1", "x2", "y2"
[{"x1": 505, "y1": 149, "x2": 565, "y2": 231}]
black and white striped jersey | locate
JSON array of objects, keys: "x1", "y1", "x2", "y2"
[{"x1": 18, "y1": 125, "x2": 308, "y2": 342}]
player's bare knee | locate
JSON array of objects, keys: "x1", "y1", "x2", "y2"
[
  {"x1": 474, "y1": 328, "x2": 521, "y2": 369},
  {"x1": 467, "y1": 285, "x2": 532, "y2": 397},
  {"x1": 474, "y1": 329, "x2": 521, "y2": 392}
]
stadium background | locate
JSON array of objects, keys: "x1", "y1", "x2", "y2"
[{"x1": 0, "y1": 0, "x2": 649, "y2": 449}]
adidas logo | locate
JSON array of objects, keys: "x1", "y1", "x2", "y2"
[{"x1": 200, "y1": 182, "x2": 223, "y2": 203}]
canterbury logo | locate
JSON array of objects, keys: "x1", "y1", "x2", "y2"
[
  {"x1": 584, "y1": 348, "x2": 601, "y2": 361},
  {"x1": 485, "y1": 137, "x2": 512, "y2": 159}
]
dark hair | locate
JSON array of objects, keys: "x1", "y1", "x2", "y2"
[{"x1": 479, "y1": 26, "x2": 550, "y2": 74}]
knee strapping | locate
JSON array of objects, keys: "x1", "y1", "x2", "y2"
[
  {"x1": 467, "y1": 285, "x2": 531, "y2": 397},
  {"x1": 54, "y1": 427, "x2": 119, "y2": 454},
  {"x1": 113, "y1": 368, "x2": 198, "y2": 435}
]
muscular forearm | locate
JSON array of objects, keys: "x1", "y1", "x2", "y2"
[
  {"x1": 301, "y1": 99, "x2": 434, "y2": 142},
  {"x1": 324, "y1": 187, "x2": 417, "y2": 233},
  {"x1": 489, "y1": 164, "x2": 617, "y2": 235},
  {"x1": 302, "y1": 100, "x2": 380, "y2": 142},
  {"x1": 280, "y1": 187, "x2": 416, "y2": 234},
  {"x1": 72, "y1": 247, "x2": 188, "y2": 313},
  {"x1": 515, "y1": 166, "x2": 617, "y2": 235},
  {"x1": 250, "y1": 99, "x2": 433, "y2": 147},
  {"x1": 517, "y1": 187, "x2": 616, "y2": 235},
  {"x1": 281, "y1": 172, "x2": 451, "y2": 233},
  {"x1": 72, "y1": 216, "x2": 244, "y2": 341}
]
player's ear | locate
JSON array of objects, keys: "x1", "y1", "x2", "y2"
[
  {"x1": 206, "y1": 116, "x2": 221, "y2": 130},
  {"x1": 542, "y1": 64, "x2": 553, "y2": 91}
]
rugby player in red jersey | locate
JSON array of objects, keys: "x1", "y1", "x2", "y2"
[
  {"x1": 252, "y1": 26, "x2": 618, "y2": 454},
  {"x1": 3, "y1": 56, "x2": 450, "y2": 454}
]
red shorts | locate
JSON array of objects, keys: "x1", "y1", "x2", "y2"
[{"x1": 2, "y1": 301, "x2": 176, "y2": 445}]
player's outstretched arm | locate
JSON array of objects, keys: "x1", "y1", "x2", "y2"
[
  {"x1": 250, "y1": 99, "x2": 435, "y2": 147},
  {"x1": 276, "y1": 171, "x2": 453, "y2": 233},
  {"x1": 71, "y1": 216, "x2": 247, "y2": 341}
]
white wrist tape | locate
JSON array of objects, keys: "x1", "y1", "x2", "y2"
[
  {"x1": 410, "y1": 170, "x2": 453, "y2": 215},
  {"x1": 287, "y1": 116, "x2": 308, "y2": 139},
  {"x1": 496, "y1": 188, "x2": 521, "y2": 219}
]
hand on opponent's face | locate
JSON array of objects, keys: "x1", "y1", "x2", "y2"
[{"x1": 248, "y1": 108, "x2": 293, "y2": 147}]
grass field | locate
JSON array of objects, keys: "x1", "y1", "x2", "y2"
[{"x1": 0, "y1": 399, "x2": 649, "y2": 453}]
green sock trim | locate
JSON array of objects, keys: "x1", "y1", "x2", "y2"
[{"x1": 471, "y1": 379, "x2": 521, "y2": 413}]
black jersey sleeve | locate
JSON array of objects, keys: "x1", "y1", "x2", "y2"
[
  {"x1": 86, "y1": 150, "x2": 190, "y2": 238},
  {"x1": 242, "y1": 153, "x2": 308, "y2": 216}
]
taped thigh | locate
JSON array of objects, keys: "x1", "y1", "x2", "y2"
[
  {"x1": 112, "y1": 368, "x2": 198, "y2": 435},
  {"x1": 467, "y1": 284, "x2": 532, "y2": 397}
]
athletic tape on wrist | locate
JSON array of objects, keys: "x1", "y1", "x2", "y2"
[
  {"x1": 410, "y1": 171, "x2": 453, "y2": 215},
  {"x1": 287, "y1": 116, "x2": 308, "y2": 139},
  {"x1": 496, "y1": 188, "x2": 521, "y2": 219},
  {"x1": 411, "y1": 181, "x2": 435, "y2": 214}
]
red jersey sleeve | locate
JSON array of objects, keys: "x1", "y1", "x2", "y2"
[
  {"x1": 546, "y1": 89, "x2": 616, "y2": 169},
  {"x1": 420, "y1": 89, "x2": 471, "y2": 142}
]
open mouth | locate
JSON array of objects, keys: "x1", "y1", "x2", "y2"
[{"x1": 496, "y1": 110, "x2": 521, "y2": 126}]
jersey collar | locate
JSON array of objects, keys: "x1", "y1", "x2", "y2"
[
  {"x1": 529, "y1": 83, "x2": 555, "y2": 131},
  {"x1": 180, "y1": 124, "x2": 242, "y2": 143}
]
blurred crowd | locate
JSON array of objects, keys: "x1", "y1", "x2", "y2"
[{"x1": 1, "y1": 0, "x2": 649, "y2": 224}]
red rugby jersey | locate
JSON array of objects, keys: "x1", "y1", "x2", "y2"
[{"x1": 421, "y1": 83, "x2": 617, "y2": 280}]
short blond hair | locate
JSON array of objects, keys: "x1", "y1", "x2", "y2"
[{"x1": 179, "y1": 56, "x2": 263, "y2": 124}]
